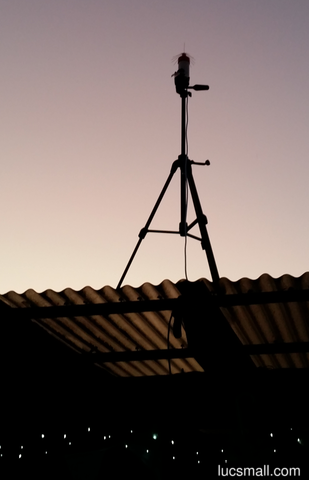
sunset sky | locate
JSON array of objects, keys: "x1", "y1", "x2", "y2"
[{"x1": 1, "y1": 0, "x2": 309, "y2": 293}]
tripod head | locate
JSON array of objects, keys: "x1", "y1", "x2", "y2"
[{"x1": 172, "y1": 53, "x2": 209, "y2": 96}]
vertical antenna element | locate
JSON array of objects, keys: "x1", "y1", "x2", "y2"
[
  {"x1": 178, "y1": 53, "x2": 190, "y2": 78},
  {"x1": 174, "y1": 53, "x2": 190, "y2": 95}
]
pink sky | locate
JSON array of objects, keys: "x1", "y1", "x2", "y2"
[{"x1": 1, "y1": 0, "x2": 309, "y2": 293}]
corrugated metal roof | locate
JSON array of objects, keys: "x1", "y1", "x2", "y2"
[
  {"x1": 215, "y1": 272, "x2": 309, "y2": 369},
  {"x1": 1, "y1": 272, "x2": 309, "y2": 376},
  {"x1": 0, "y1": 280, "x2": 202, "y2": 377}
]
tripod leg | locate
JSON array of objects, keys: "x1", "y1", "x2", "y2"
[
  {"x1": 117, "y1": 161, "x2": 179, "y2": 289},
  {"x1": 117, "y1": 237, "x2": 143, "y2": 289},
  {"x1": 187, "y1": 164, "x2": 220, "y2": 283}
]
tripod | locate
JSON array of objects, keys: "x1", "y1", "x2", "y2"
[{"x1": 117, "y1": 55, "x2": 219, "y2": 289}]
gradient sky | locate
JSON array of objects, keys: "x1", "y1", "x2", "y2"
[{"x1": 1, "y1": 0, "x2": 309, "y2": 293}]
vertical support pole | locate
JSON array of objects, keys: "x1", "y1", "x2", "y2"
[{"x1": 180, "y1": 93, "x2": 188, "y2": 236}]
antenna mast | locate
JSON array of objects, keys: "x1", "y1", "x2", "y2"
[{"x1": 117, "y1": 54, "x2": 219, "y2": 288}]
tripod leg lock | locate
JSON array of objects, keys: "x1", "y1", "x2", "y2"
[
  {"x1": 139, "y1": 227, "x2": 148, "y2": 239},
  {"x1": 201, "y1": 240, "x2": 207, "y2": 250},
  {"x1": 201, "y1": 214, "x2": 208, "y2": 225}
]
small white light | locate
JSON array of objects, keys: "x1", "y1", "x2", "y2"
[
  {"x1": 69, "y1": 442, "x2": 71, "y2": 446},
  {"x1": 104, "y1": 436, "x2": 106, "y2": 440},
  {"x1": 225, "y1": 459, "x2": 228, "y2": 463},
  {"x1": 21, "y1": 446, "x2": 23, "y2": 449},
  {"x1": 270, "y1": 433, "x2": 273, "y2": 437},
  {"x1": 153, "y1": 434, "x2": 157, "y2": 440},
  {"x1": 297, "y1": 438, "x2": 301, "y2": 444},
  {"x1": 221, "y1": 449, "x2": 224, "y2": 453},
  {"x1": 125, "y1": 445, "x2": 128, "y2": 448},
  {"x1": 171, "y1": 440, "x2": 174, "y2": 445},
  {"x1": 131, "y1": 430, "x2": 133, "y2": 433},
  {"x1": 291, "y1": 428, "x2": 293, "y2": 430},
  {"x1": 173, "y1": 456, "x2": 175, "y2": 460},
  {"x1": 64, "y1": 434, "x2": 66, "y2": 439},
  {"x1": 146, "y1": 450, "x2": 149, "y2": 453},
  {"x1": 88, "y1": 427, "x2": 90, "y2": 432},
  {"x1": 196, "y1": 451, "x2": 198, "y2": 455},
  {"x1": 19, "y1": 454, "x2": 22, "y2": 459},
  {"x1": 274, "y1": 449, "x2": 276, "y2": 453},
  {"x1": 45, "y1": 451, "x2": 47, "y2": 455},
  {"x1": 198, "y1": 460, "x2": 200, "y2": 464},
  {"x1": 109, "y1": 435, "x2": 111, "y2": 439},
  {"x1": 41, "y1": 434, "x2": 45, "y2": 439}
]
